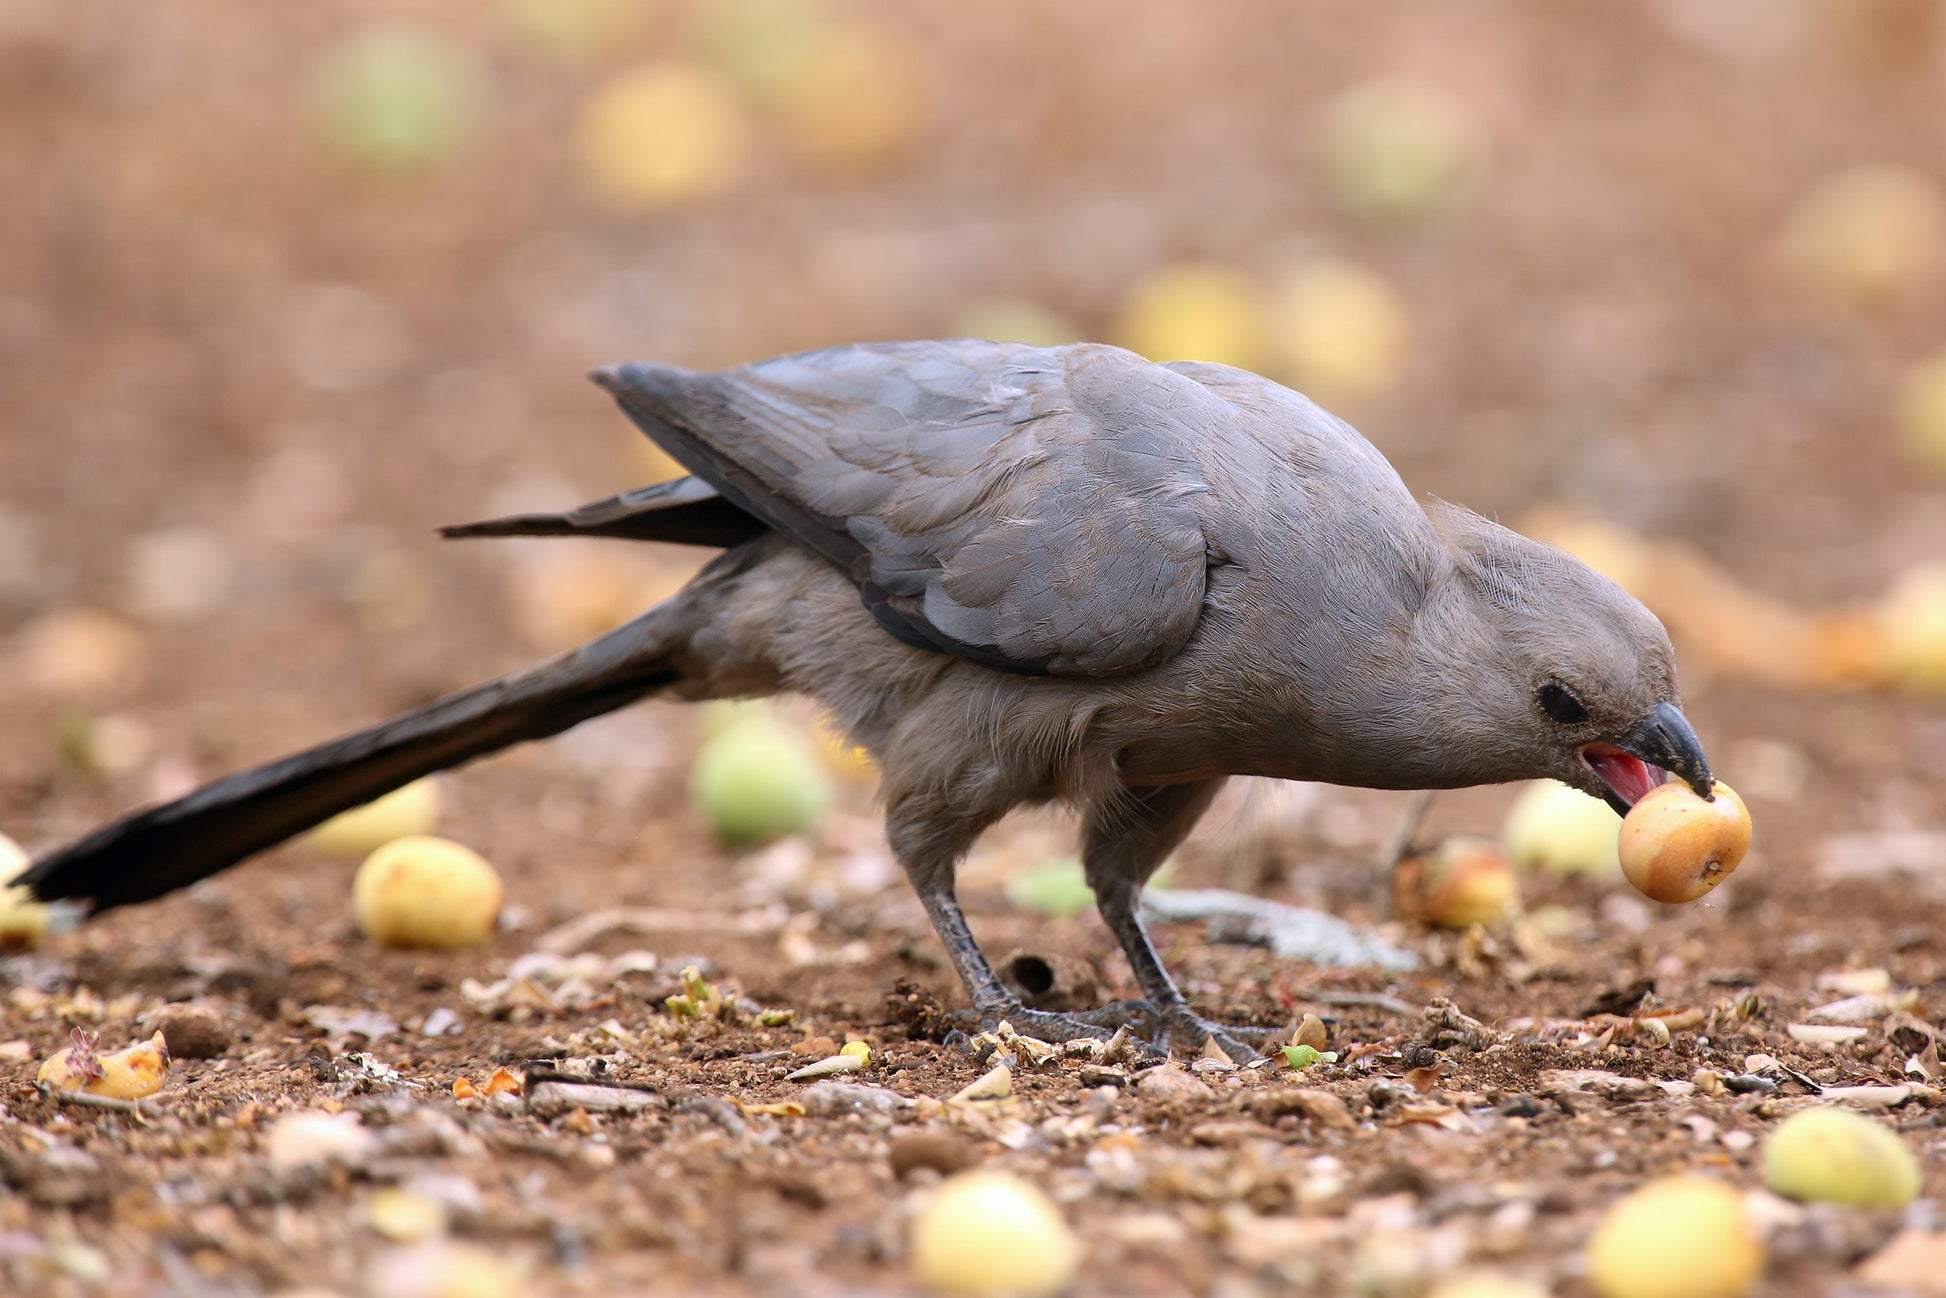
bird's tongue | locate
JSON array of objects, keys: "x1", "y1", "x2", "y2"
[{"x1": 1582, "y1": 743, "x2": 1666, "y2": 808}]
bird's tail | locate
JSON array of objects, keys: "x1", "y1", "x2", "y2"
[{"x1": 20, "y1": 603, "x2": 684, "y2": 914}]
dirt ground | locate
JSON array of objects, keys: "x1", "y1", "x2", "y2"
[{"x1": 3, "y1": 3, "x2": 1946, "y2": 1295}]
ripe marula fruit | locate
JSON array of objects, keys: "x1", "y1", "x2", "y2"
[
  {"x1": 1617, "y1": 781, "x2": 1751, "y2": 903},
  {"x1": 352, "y1": 835, "x2": 503, "y2": 950},
  {"x1": 1586, "y1": 1176, "x2": 1761, "y2": 1298}
]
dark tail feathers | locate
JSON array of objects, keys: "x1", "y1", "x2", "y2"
[
  {"x1": 440, "y1": 476, "x2": 767, "y2": 549},
  {"x1": 21, "y1": 605, "x2": 682, "y2": 914}
]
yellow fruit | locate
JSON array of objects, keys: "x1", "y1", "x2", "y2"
[
  {"x1": 1429, "y1": 1274, "x2": 1552, "y2": 1298},
  {"x1": 694, "y1": 0, "x2": 828, "y2": 104},
  {"x1": 1323, "y1": 76, "x2": 1481, "y2": 225},
  {"x1": 1763, "y1": 1107, "x2": 1920, "y2": 1208},
  {"x1": 309, "y1": 778, "x2": 441, "y2": 856},
  {"x1": 910, "y1": 1170, "x2": 1082, "y2": 1297},
  {"x1": 1502, "y1": 781, "x2": 1621, "y2": 876},
  {"x1": 499, "y1": 0, "x2": 642, "y2": 62},
  {"x1": 1894, "y1": 348, "x2": 1946, "y2": 477},
  {"x1": 1267, "y1": 258, "x2": 1408, "y2": 404},
  {"x1": 1113, "y1": 264, "x2": 1265, "y2": 371},
  {"x1": 949, "y1": 300, "x2": 1080, "y2": 348},
  {"x1": 574, "y1": 64, "x2": 747, "y2": 212},
  {"x1": 1780, "y1": 164, "x2": 1946, "y2": 311},
  {"x1": 1586, "y1": 1177, "x2": 1762, "y2": 1298},
  {"x1": 0, "y1": 832, "x2": 48, "y2": 951},
  {"x1": 353, "y1": 836, "x2": 503, "y2": 951},
  {"x1": 1880, "y1": 561, "x2": 1946, "y2": 693},
  {"x1": 38, "y1": 1029, "x2": 169, "y2": 1100},
  {"x1": 690, "y1": 718, "x2": 832, "y2": 844},
  {"x1": 18, "y1": 607, "x2": 146, "y2": 698},
  {"x1": 1396, "y1": 837, "x2": 1519, "y2": 929},
  {"x1": 1617, "y1": 782, "x2": 1751, "y2": 904},
  {"x1": 774, "y1": 25, "x2": 928, "y2": 173},
  {"x1": 368, "y1": 1187, "x2": 448, "y2": 1243}
]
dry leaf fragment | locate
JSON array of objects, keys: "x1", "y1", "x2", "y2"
[
  {"x1": 1295, "y1": 1014, "x2": 1329, "y2": 1050},
  {"x1": 951, "y1": 1065, "x2": 1013, "y2": 1103},
  {"x1": 1788, "y1": 1023, "x2": 1869, "y2": 1045},
  {"x1": 1403, "y1": 1062, "x2": 1446, "y2": 1094}
]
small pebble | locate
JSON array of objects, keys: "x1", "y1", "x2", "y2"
[{"x1": 1135, "y1": 1065, "x2": 1215, "y2": 1103}]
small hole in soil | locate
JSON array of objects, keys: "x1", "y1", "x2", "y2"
[{"x1": 1005, "y1": 954, "x2": 1055, "y2": 996}]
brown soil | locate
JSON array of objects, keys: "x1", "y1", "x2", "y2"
[{"x1": 2, "y1": 3, "x2": 1944, "y2": 1296}]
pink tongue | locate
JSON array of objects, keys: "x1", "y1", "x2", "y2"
[{"x1": 1583, "y1": 744, "x2": 1666, "y2": 807}]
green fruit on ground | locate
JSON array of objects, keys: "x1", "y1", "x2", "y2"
[
  {"x1": 1006, "y1": 858, "x2": 1096, "y2": 918},
  {"x1": 691, "y1": 718, "x2": 832, "y2": 844},
  {"x1": 1323, "y1": 76, "x2": 1481, "y2": 225},
  {"x1": 1763, "y1": 1106, "x2": 1920, "y2": 1207},
  {"x1": 1503, "y1": 780, "x2": 1622, "y2": 876},
  {"x1": 312, "y1": 25, "x2": 484, "y2": 172}
]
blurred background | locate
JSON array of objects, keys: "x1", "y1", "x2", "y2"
[{"x1": 1, "y1": 0, "x2": 1944, "y2": 914}]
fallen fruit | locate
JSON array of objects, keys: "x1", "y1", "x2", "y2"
[
  {"x1": 1780, "y1": 163, "x2": 1946, "y2": 311},
  {"x1": 1894, "y1": 347, "x2": 1946, "y2": 477},
  {"x1": 353, "y1": 835, "x2": 503, "y2": 950},
  {"x1": 1006, "y1": 858, "x2": 1096, "y2": 918},
  {"x1": 690, "y1": 716, "x2": 832, "y2": 844},
  {"x1": 367, "y1": 1186, "x2": 447, "y2": 1243},
  {"x1": 948, "y1": 299, "x2": 1079, "y2": 348},
  {"x1": 1586, "y1": 1176, "x2": 1762, "y2": 1298},
  {"x1": 1113, "y1": 263, "x2": 1265, "y2": 372},
  {"x1": 1502, "y1": 780, "x2": 1622, "y2": 876},
  {"x1": 1322, "y1": 75, "x2": 1481, "y2": 225},
  {"x1": 309, "y1": 777, "x2": 440, "y2": 856},
  {"x1": 573, "y1": 63, "x2": 747, "y2": 212},
  {"x1": 773, "y1": 24, "x2": 928, "y2": 174},
  {"x1": 1880, "y1": 561, "x2": 1946, "y2": 694},
  {"x1": 1763, "y1": 1106, "x2": 1920, "y2": 1208},
  {"x1": 1617, "y1": 781, "x2": 1751, "y2": 904},
  {"x1": 0, "y1": 831, "x2": 49, "y2": 951},
  {"x1": 910, "y1": 1169, "x2": 1082, "y2": 1296},
  {"x1": 312, "y1": 25, "x2": 484, "y2": 172},
  {"x1": 38, "y1": 1028, "x2": 170, "y2": 1100},
  {"x1": 1394, "y1": 836, "x2": 1519, "y2": 929},
  {"x1": 1267, "y1": 257, "x2": 1409, "y2": 404}
]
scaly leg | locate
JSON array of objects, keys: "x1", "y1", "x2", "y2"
[
  {"x1": 1085, "y1": 780, "x2": 1288, "y2": 1062},
  {"x1": 891, "y1": 792, "x2": 1153, "y2": 1053}
]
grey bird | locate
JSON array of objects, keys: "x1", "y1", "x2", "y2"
[{"x1": 19, "y1": 341, "x2": 1713, "y2": 1060}]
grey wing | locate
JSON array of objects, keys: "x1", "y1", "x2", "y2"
[{"x1": 593, "y1": 341, "x2": 1229, "y2": 676}]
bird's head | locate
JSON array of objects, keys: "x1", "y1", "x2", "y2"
[{"x1": 1430, "y1": 504, "x2": 1712, "y2": 814}]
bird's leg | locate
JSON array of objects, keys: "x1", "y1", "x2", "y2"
[
  {"x1": 1085, "y1": 780, "x2": 1287, "y2": 1063},
  {"x1": 914, "y1": 889, "x2": 1137, "y2": 1048},
  {"x1": 891, "y1": 798, "x2": 1142, "y2": 1052}
]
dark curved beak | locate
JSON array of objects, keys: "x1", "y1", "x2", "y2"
[{"x1": 1624, "y1": 702, "x2": 1714, "y2": 801}]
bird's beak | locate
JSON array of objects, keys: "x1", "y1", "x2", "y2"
[{"x1": 1579, "y1": 702, "x2": 1714, "y2": 816}]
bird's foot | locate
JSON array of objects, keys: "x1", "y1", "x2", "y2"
[{"x1": 1153, "y1": 1010, "x2": 1291, "y2": 1065}]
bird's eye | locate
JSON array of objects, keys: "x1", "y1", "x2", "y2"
[{"x1": 1538, "y1": 682, "x2": 1589, "y2": 725}]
